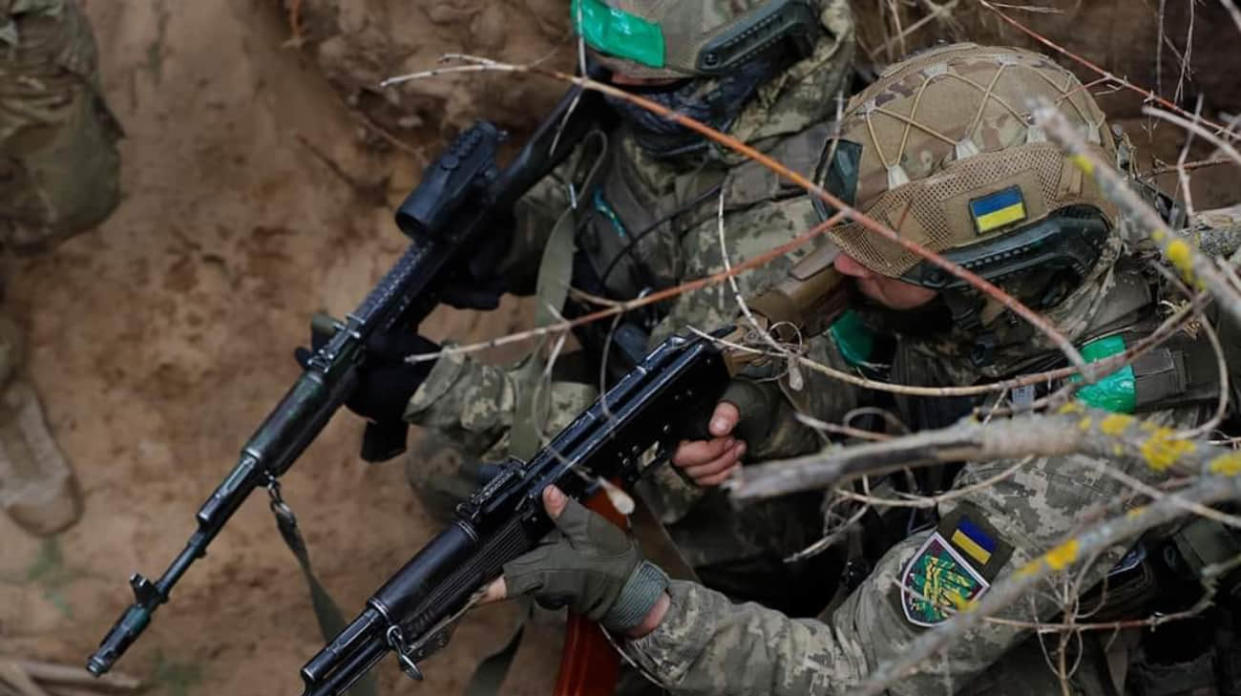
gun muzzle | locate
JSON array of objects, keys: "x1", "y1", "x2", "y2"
[{"x1": 87, "y1": 603, "x2": 151, "y2": 675}]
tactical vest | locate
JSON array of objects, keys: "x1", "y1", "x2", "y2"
[
  {"x1": 837, "y1": 262, "x2": 1241, "y2": 695},
  {"x1": 561, "y1": 121, "x2": 841, "y2": 379}
]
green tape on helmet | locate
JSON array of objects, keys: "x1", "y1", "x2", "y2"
[
  {"x1": 1071, "y1": 334, "x2": 1137, "y2": 413},
  {"x1": 571, "y1": 0, "x2": 666, "y2": 70}
]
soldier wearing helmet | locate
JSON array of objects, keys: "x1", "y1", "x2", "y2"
[
  {"x1": 326, "y1": 0, "x2": 860, "y2": 614},
  {"x1": 486, "y1": 45, "x2": 1238, "y2": 694}
]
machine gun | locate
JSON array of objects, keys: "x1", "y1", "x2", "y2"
[
  {"x1": 296, "y1": 331, "x2": 731, "y2": 696},
  {"x1": 86, "y1": 82, "x2": 602, "y2": 677}
]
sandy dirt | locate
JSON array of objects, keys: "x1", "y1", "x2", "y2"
[
  {"x1": 0, "y1": 1, "x2": 554, "y2": 695},
  {"x1": 1, "y1": 2, "x2": 1239, "y2": 696}
]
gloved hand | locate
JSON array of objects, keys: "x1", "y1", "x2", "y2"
[
  {"x1": 671, "y1": 379, "x2": 779, "y2": 487},
  {"x1": 435, "y1": 223, "x2": 513, "y2": 310},
  {"x1": 294, "y1": 315, "x2": 439, "y2": 461},
  {"x1": 497, "y1": 486, "x2": 670, "y2": 636}
]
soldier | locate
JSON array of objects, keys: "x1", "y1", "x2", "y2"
[
  {"x1": 486, "y1": 45, "x2": 1241, "y2": 694},
  {"x1": 332, "y1": 0, "x2": 859, "y2": 614},
  {"x1": 0, "y1": 0, "x2": 121, "y2": 534}
]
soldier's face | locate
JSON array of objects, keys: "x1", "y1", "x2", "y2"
[{"x1": 834, "y1": 254, "x2": 938, "y2": 310}]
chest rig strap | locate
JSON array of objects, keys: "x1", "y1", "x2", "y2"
[{"x1": 510, "y1": 131, "x2": 611, "y2": 460}]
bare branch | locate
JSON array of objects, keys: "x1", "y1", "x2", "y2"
[
  {"x1": 386, "y1": 55, "x2": 1087, "y2": 369},
  {"x1": 729, "y1": 404, "x2": 1241, "y2": 503},
  {"x1": 975, "y1": 0, "x2": 1235, "y2": 138},
  {"x1": 854, "y1": 470, "x2": 1241, "y2": 696},
  {"x1": 1035, "y1": 105, "x2": 1241, "y2": 328}
]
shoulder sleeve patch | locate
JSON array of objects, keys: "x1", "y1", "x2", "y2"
[
  {"x1": 937, "y1": 504, "x2": 1014, "y2": 581},
  {"x1": 897, "y1": 532, "x2": 990, "y2": 627},
  {"x1": 892, "y1": 505, "x2": 1015, "y2": 628}
]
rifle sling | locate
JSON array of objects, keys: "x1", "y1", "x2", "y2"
[
  {"x1": 511, "y1": 130, "x2": 611, "y2": 460},
  {"x1": 464, "y1": 602, "x2": 531, "y2": 696},
  {"x1": 269, "y1": 493, "x2": 379, "y2": 696}
]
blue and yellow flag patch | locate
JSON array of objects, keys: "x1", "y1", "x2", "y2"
[
  {"x1": 951, "y1": 518, "x2": 997, "y2": 565},
  {"x1": 969, "y1": 186, "x2": 1027, "y2": 234},
  {"x1": 893, "y1": 506, "x2": 1015, "y2": 628}
]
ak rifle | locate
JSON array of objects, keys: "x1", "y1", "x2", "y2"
[
  {"x1": 86, "y1": 83, "x2": 601, "y2": 677},
  {"x1": 297, "y1": 244, "x2": 851, "y2": 695},
  {"x1": 296, "y1": 332, "x2": 731, "y2": 696}
]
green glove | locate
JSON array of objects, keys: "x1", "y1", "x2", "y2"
[{"x1": 502, "y1": 488, "x2": 669, "y2": 633}]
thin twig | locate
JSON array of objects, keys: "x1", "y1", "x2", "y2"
[
  {"x1": 1142, "y1": 106, "x2": 1241, "y2": 170},
  {"x1": 729, "y1": 404, "x2": 1241, "y2": 503},
  {"x1": 1037, "y1": 105, "x2": 1241, "y2": 328},
  {"x1": 1140, "y1": 157, "x2": 1231, "y2": 179},
  {"x1": 1221, "y1": 0, "x2": 1241, "y2": 36},
  {"x1": 854, "y1": 471, "x2": 1241, "y2": 696},
  {"x1": 386, "y1": 55, "x2": 1086, "y2": 368},
  {"x1": 975, "y1": 0, "x2": 1234, "y2": 138}
]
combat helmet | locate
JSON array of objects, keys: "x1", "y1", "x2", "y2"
[
  {"x1": 572, "y1": 0, "x2": 825, "y2": 79},
  {"x1": 572, "y1": 0, "x2": 846, "y2": 156},
  {"x1": 824, "y1": 44, "x2": 1119, "y2": 322}
]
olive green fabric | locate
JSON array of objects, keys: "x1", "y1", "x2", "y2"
[{"x1": 1, "y1": 0, "x2": 120, "y2": 252}]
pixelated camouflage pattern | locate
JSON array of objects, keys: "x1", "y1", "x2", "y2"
[
  {"x1": 625, "y1": 404, "x2": 1205, "y2": 695},
  {"x1": 1, "y1": 0, "x2": 120, "y2": 252},
  {"x1": 407, "y1": 6, "x2": 854, "y2": 570},
  {"x1": 408, "y1": 3, "x2": 855, "y2": 459},
  {"x1": 405, "y1": 347, "x2": 597, "y2": 463},
  {"x1": 1188, "y1": 204, "x2": 1241, "y2": 259}
]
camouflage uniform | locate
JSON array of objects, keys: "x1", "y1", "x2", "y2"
[
  {"x1": 623, "y1": 404, "x2": 1200, "y2": 696},
  {"x1": 613, "y1": 45, "x2": 1235, "y2": 694},
  {"x1": 405, "y1": 0, "x2": 857, "y2": 607},
  {"x1": 0, "y1": 0, "x2": 118, "y2": 534},
  {"x1": 1, "y1": 0, "x2": 120, "y2": 251}
]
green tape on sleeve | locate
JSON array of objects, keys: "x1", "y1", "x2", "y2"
[
  {"x1": 1070, "y1": 334, "x2": 1137, "y2": 413},
  {"x1": 572, "y1": 0, "x2": 666, "y2": 69},
  {"x1": 829, "y1": 310, "x2": 874, "y2": 368}
]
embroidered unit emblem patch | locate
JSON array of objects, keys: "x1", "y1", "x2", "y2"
[{"x1": 900, "y1": 532, "x2": 990, "y2": 626}]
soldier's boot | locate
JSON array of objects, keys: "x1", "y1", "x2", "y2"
[
  {"x1": 0, "y1": 315, "x2": 81, "y2": 536},
  {"x1": 0, "y1": 378, "x2": 82, "y2": 536}
]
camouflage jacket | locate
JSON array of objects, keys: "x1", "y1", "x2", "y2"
[
  {"x1": 623, "y1": 405, "x2": 1203, "y2": 695},
  {"x1": 405, "y1": 2, "x2": 854, "y2": 507},
  {"x1": 1, "y1": 0, "x2": 120, "y2": 251},
  {"x1": 619, "y1": 252, "x2": 1230, "y2": 693}
]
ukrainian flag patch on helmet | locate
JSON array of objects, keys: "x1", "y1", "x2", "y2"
[{"x1": 969, "y1": 186, "x2": 1027, "y2": 235}]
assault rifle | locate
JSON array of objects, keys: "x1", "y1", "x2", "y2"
[
  {"x1": 87, "y1": 83, "x2": 602, "y2": 676},
  {"x1": 297, "y1": 248, "x2": 851, "y2": 695},
  {"x1": 297, "y1": 331, "x2": 730, "y2": 696}
]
